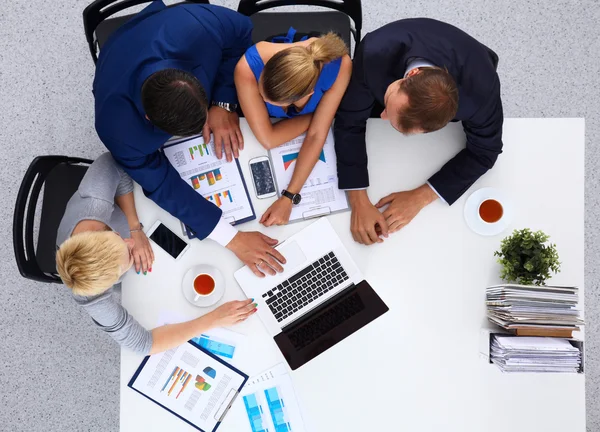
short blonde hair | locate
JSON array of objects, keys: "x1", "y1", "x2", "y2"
[
  {"x1": 262, "y1": 32, "x2": 348, "y2": 104},
  {"x1": 56, "y1": 231, "x2": 125, "y2": 296}
]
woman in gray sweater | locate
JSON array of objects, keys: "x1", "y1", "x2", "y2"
[{"x1": 56, "y1": 153, "x2": 256, "y2": 355}]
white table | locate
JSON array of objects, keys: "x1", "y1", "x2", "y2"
[{"x1": 120, "y1": 118, "x2": 585, "y2": 432}]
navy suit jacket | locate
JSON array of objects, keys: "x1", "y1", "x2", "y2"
[
  {"x1": 93, "y1": 2, "x2": 253, "y2": 238},
  {"x1": 334, "y1": 18, "x2": 503, "y2": 205}
]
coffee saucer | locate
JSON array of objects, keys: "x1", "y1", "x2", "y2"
[
  {"x1": 181, "y1": 265, "x2": 225, "y2": 307},
  {"x1": 464, "y1": 187, "x2": 514, "y2": 236}
]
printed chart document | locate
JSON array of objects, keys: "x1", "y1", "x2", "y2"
[
  {"x1": 128, "y1": 342, "x2": 248, "y2": 432},
  {"x1": 163, "y1": 135, "x2": 255, "y2": 237},
  {"x1": 237, "y1": 363, "x2": 309, "y2": 432},
  {"x1": 269, "y1": 129, "x2": 348, "y2": 222},
  {"x1": 156, "y1": 311, "x2": 249, "y2": 367}
]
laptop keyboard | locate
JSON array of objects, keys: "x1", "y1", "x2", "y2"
[
  {"x1": 263, "y1": 252, "x2": 349, "y2": 322},
  {"x1": 287, "y1": 292, "x2": 366, "y2": 350}
]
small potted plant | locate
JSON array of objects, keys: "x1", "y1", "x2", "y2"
[{"x1": 494, "y1": 228, "x2": 561, "y2": 285}]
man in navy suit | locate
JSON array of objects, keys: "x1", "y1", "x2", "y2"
[
  {"x1": 334, "y1": 18, "x2": 503, "y2": 245},
  {"x1": 94, "y1": 1, "x2": 285, "y2": 276}
]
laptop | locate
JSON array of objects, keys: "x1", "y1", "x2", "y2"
[{"x1": 234, "y1": 218, "x2": 389, "y2": 370}]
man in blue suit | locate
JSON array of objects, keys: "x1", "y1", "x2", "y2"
[
  {"x1": 334, "y1": 19, "x2": 503, "y2": 245},
  {"x1": 94, "y1": 1, "x2": 285, "y2": 276}
]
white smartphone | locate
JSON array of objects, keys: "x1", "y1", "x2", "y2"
[
  {"x1": 249, "y1": 156, "x2": 277, "y2": 199},
  {"x1": 145, "y1": 220, "x2": 190, "y2": 260}
]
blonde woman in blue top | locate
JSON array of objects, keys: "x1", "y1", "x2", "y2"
[{"x1": 235, "y1": 29, "x2": 352, "y2": 226}]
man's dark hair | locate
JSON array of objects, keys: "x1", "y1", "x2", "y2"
[
  {"x1": 141, "y1": 69, "x2": 207, "y2": 136},
  {"x1": 397, "y1": 67, "x2": 459, "y2": 133}
]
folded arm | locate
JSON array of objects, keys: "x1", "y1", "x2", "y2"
[
  {"x1": 428, "y1": 79, "x2": 504, "y2": 205},
  {"x1": 333, "y1": 44, "x2": 374, "y2": 190},
  {"x1": 286, "y1": 56, "x2": 352, "y2": 194}
]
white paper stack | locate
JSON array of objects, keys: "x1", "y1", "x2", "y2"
[
  {"x1": 490, "y1": 335, "x2": 581, "y2": 373},
  {"x1": 486, "y1": 284, "x2": 583, "y2": 334}
]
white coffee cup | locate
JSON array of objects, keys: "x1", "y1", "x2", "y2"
[{"x1": 192, "y1": 273, "x2": 216, "y2": 302}]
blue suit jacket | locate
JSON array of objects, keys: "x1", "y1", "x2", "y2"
[
  {"x1": 334, "y1": 19, "x2": 503, "y2": 205},
  {"x1": 93, "y1": 2, "x2": 253, "y2": 238}
]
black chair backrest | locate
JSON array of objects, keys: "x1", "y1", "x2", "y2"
[
  {"x1": 83, "y1": 0, "x2": 209, "y2": 63},
  {"x1": 238, "y1": 0, "x2": 362, "y2": 43},
  {"x1": 13, "y1": 156, "x2": 92, "y2": 284}
]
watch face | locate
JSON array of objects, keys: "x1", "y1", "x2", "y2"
[{"x1": 292, "y1": 194, "x2": 301, "y2": 205}]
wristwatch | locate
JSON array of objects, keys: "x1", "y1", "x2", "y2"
[
  {"x1": 282, "y1": 190, "x2": 302, "y2": 205},
  {"x1": 212, "y1": 101, "x2": 238, "y2": 113}
]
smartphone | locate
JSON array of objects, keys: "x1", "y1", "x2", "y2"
[
  {"x1": 249, "y1": 156, "x2": 277, "y2": 199},
  {"x1": 145, "y1": 221, "x2": 190, "y2": 260}
]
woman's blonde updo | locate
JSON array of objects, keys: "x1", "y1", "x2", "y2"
[{"x1": 261, "y1": 32, "x2": 348, "y2": 104}]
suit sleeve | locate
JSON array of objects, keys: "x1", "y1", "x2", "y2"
[
  {"x1": 333, "y1": 41, "x2": 375, "y2": 189},
  {"x1": 102, "y1": 136, "x2": 222, "y2": 240},
  {"x1": 209, "y1": 8, "x2": 253, "y2": 104},
  {"x1": 428, "y1": 78, "x2": 504, "y2": 205}
]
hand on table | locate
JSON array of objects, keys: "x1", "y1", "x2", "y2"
[
  {"x1": 348, "y1": 190, "x2": 389, "y2": 245},
  {"x1": 227, "y1": 231, "x2": 287, "y2": 277},
  {"x1": 208, "y1": 299, "x2": 258, "y2": 327},
  {"x1": 203, "y1": 106, "x2": 243, "y2": 162},
  {"x1": 375, "y1": 184, "x2": 439, "y2": 233},
  {"x1": 130, "y1": 230, "x2": 155, "y2": 274},
  {"x1": 260, "y1": 197, "x2": 292, "y2": 226}
]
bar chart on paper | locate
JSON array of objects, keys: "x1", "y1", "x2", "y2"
[
  {"x1": 188, "y1": 143, "x2": 211, "y2": 160},
  {"x1": 243, "y1": 386, "x2": 292, "y2": 432},
  {"x1": 161, "y1": 366, "x2": 193, "y2": 399},
  {"x1": 206, "y1": 190, "x2": 235, "y2": 209},
  {"x1": 268, "y1": 129, "x2": 348, "y2": 222},
  {"x1": 239, "y1": 363, "x2": 308, "y2": 432},
  {"x1": 282, "y1": 149, "x2": 326, "y2": 171},
  {"x1": 193, "y1": 334, "x2": 236, "y2": 359},
  {"x1": 163, "y1": 135, "x2": 256, "y2": 230},
  {"x1": 189, "y1": 168, "x2": 224, "y2": 190}
]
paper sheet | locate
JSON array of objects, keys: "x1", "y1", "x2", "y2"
[
  {"x1": 129, "y1": 343, "x2": 246, "y2": 431},
  {"x1": 156, "y1": 311, "x2": 248, "y2": 367},
  {"x1": 163, "y1": 135, "x2": 255, "y2": 227},
  {"x1": 269, "y1": 129, "x2": 348, "y2": 222},
  {"x1": 237, "y1": 363, "x2": 309, "y2": 432},
  {"x1": 490, "y1": 335, "x2": 581, "y2": 373}
]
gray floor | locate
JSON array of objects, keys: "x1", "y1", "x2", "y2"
[{"x1": 1, "y1": 0, "x2": 598, "y2": 431}]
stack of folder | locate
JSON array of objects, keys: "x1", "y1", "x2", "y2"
[
  {"x1": 490, "y1": 335, "x2": 581, "y2": 373},
  {"x1": 486, "y1": 284, "x2": 583, "y2": 338}
]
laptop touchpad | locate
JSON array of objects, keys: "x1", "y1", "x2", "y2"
[{"x1": 276, "y1": 241, "x2": 306, "y2": 271}]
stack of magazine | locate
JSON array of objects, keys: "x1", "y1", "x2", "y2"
[
  {"x1": 490, "y1": 335, "x2": 581, "y2": 373},
  {"x1": 486, "y1": 284, "x2": 583, "y2": 338}
]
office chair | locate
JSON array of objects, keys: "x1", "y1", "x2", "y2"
[
  {"x1": 83, "y1": 0, "x2": 209, "y2": 64},
  {"x1": 237, "y1": 0, "x2": 362, "y2": 54},
  {"x1": 13, "y1": 156, "x2": 92, "y2": 284}
]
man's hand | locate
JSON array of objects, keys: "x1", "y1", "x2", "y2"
[
  {"x1": 375, "y1": 184, "x2": 439, "y2": 233},
  {"x1": 226, "y1": 231, "x2": 287, "y2": 278},
  {"x1": 348, "y1": 190, "x2": 389, "y2": 245},
  {"x1": 260, "y1": 197, "x2": 293, "y2": 227},
  {"x1": 203, "y1": 106, "x2": 244, "y2": 162}
]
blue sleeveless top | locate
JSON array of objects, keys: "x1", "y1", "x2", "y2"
[{"x1": 244, "y1": 27, "x2": 342, "y2": 118}]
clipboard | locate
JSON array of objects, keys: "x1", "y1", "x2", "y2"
[
  {"x1": 162, "y1": 136, "x2": 256, "y2": 239},
  {"x1": 267, "y1": 129, "x2": 350, "y2": 223},
  {"x1": 128, "y1": 340, "x2": 248, "y2": 432}
]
